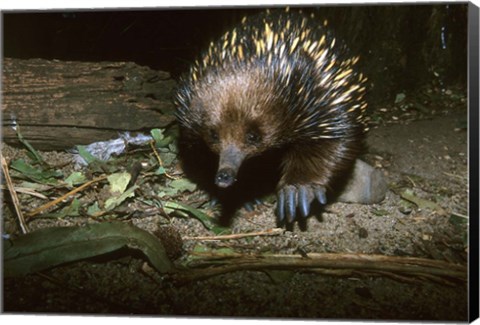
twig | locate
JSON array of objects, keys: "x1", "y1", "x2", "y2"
[
  {"x1": 171, "y1": 252, "x2": 467, "y2": 284},
  {"x1": 406, "y1": 175, "x2": 417, "y2": 187},
  {"x1": 25, "y1": 174, "x2": 109, "y2": 218},
  {"x1": 1, "y1": 155, "x2": 30, "y2": 233},
  {"x1": 442, "y1": 172, "x2": 467, "y2": 181},
  {"x1": 183, "y1": 228, "x2": 285, "y2": 241},
  {"x1": 0, "y1": 185, "x2": 49, "y2": 199},
  {"x1": 451, "y1": 211, "x2": 468, "y2": 219},
  {"x1": 150, "y1": 140, "x2": 175, "y2": 180}
]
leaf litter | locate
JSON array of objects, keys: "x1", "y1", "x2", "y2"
[{"x1": 3, "y1": 127, "x2": 222, "y2": 277}]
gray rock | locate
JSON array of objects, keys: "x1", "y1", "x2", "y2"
[{"x1": 338, "y1": 159, "x2": 388, "y2": 204}]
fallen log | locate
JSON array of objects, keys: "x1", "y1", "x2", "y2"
[{"x1": 2, "y1": 58, "x2": 177, "y2": 150}]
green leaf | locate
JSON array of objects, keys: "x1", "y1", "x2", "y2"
[
  {"x1": 371, "y1": 208, "x2": 389, "y2": 216},
  {"x1": 167, "y1": 178, "x2": 197, "y2": 195},
  {"x1": 17, "y1": 181, "x2": 52, "y2": 191},
  {"x1": 157, "y1": 178, "x2": 197, "y2": 197},
  {"x1": 104, "y1": 185, "x2": 137, "y2": 211},
  {"x1": 213, "y1": 247, "x2": 237, "y2": 255},
  {"x1": 64, "y1": 171, "x2": 87, "y2": 187},
  {"x1": 150, "y1": 128, "x2": 165, "y2": 142},
  {"x1": 151, "y1": 128, "x2": 173, "y2": 148},
  {"x1": 192, "y1": 244, "x2": 210, "y2": 254},
  {"x1": 43, "y1": 198, "x2": 81, "y2": 218},
  {"x1": 14, "y1": 124, "x2": 45, "y2": 165},
  {"x1": 10, "y1": 159, "x2": 62, "y2": 185},
  {"x1": 87, "y1": 202, "x2": 101, "y2": 216},
  {"x1": 107, "y1": 172, "x2": 131, "y2": 194},
  {"x1": 160, "y1": 152, "x2": 177, "y2": 167},
  {"x1": 4, "y1": 222, "x2": 174, "y2": 277},
  {"x1": 76, "y1": 145, "x2": 98, "y2": 164},
  {"x1": 189, "y1": 245, "x2": 237, "y2": 260},
  {"x1": 400, "y1": 189, "x2": 446, "y2": 215},
  {"x1": 164, "y1": 201, "x2": 229, "y2": 235},
  {"x1": 193, "y1": 246, "x2": 236, "y2": 255},
  {"x1": 449, "y1": 214, "x2": 468, "y2": 227},
  {"x1": 395, "y1": 93, "x2": 406, "y2": 104},
  {"x1": 168, "y1": 142, "x2": 178, "y2": 153},
  {"x1": 154, "y1": 166, "x2": 166, "y2": 175}
]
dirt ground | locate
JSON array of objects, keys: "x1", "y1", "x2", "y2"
[{"x1": 1, "y1": 87, "x2": 470, "y2": 320}]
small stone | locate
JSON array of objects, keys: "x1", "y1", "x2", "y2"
[
  {"x1": 358, "y1": 227, "x2": 368, "y2": 239},
  {"x1": 422, "y1": 234, "x2": 432, "y2": 241},
  {"x1": 399, "y1": 206, "x2": 412, "y2": 215},
  {"x1": 337, "y1": 159, "x2": 388, "y2": 204}
]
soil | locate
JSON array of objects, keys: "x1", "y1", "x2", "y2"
[{"x1": 1, "y1": 88, "x2": 470, "y2": 321}]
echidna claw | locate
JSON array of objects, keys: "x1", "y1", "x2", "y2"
[
  {"x1": 243, "y1": 202, "x2": 255, "y2": 212},
  {"x1": 298, "y1": 186, "x2": 313, "y2": 218},
  {"x1": 276, "y1": 184, "x2": 327, "y2": 226},
  {"x1": 209, "y1": 197, "x2": 219, "y2": 207},
  {"x1": 277, "y1": 190, "x2": 285, "y2": 221},
  {"x1": 315, "y1": 188, "x2": 327, "y2": 205},
  {"x1": 243, "y1": 199, "x2": 264, "y2": 212},
  {"x1": 286, "y1": 187, "x2": 297, "y2": 223}
]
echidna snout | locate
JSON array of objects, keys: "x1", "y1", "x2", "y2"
[
  {"x1": 215, "y1": 168, "x2": 236, "y2": 188},
  {"x1": 215, "y1": 144, "x2": 245, "y2": 188}
]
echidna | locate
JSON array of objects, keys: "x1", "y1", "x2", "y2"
[{"x1": 175, "y1": 8, "x2": 368, "y2": 226}]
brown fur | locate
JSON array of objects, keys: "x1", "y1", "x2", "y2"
[{"x1": 279, "y1": 139, "x2": 362, "y2": 192}]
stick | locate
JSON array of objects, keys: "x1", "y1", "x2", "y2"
[
  {"x1": 150, "y1": 140, "x2": 175, "y2": 180},
  {"x1": 183, "y1": 228, "x2": 285, "y2": 241},
  {"x1": 25, "y1": 175, "x2": 108, "y2": 218},
  {"x1": 1, "y1": 155, "x2": 30, "y2": 233},
  {"x1": 0, "y1": 185, "x2": 49, "y2": 199}
]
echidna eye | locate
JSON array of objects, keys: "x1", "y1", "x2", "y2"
[
  {"x1": 209, "y1": 129, "x2": 219, "y2": 143},
  {"x1": 246, "y1": 132, "x2": 262, "y2": 145}
]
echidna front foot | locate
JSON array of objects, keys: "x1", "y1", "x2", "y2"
[{"x1": 276, "y1": 184, "x2": 327, "y2": 225}]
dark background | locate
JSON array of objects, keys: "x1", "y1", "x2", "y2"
[{"x1": 2, "y1": 4, "x2": 468, "y2": 105}]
